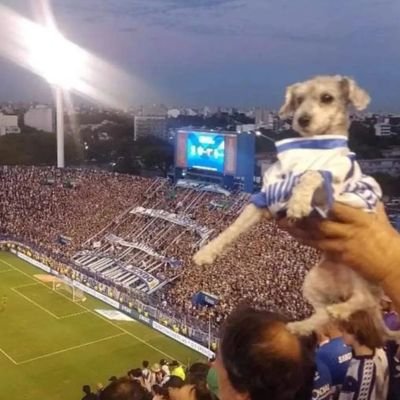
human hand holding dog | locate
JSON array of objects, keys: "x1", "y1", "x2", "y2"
[{"x1": 278, "y1": 203, "x2": 400, "y2": 308}]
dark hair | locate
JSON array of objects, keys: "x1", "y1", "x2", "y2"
[
  {"x1": 129, "y1": 368, "x2": 143, "y2": 379},
  {"x1": 83, "y1": 385, "x2": 91, "y2": 394},
  {"x1": 99, "y1": 378, "x2": 151, "y2": 400},
  {"x1": 142, "y1": 360, "x2": 149, "y2": 368},
  {"x1": 339, "y1": 310, "x2": 384, "y2": 349},
  {"x1": 151, "y1": 385, "x2": 165, "y2": 396},
  {"x1": 187, "y1": 363, "x2": 210, "y2": 386},
  {"x1": 219, "y1": 307, "x2": 315, "y2": 400},
  {"x1": 164, "y1": 376, "x2": 185, "y2": 389}
]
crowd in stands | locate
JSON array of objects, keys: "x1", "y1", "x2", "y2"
[
  {"x1": 0, "y1": 166, "x2": 318, "y2": 333},
  {"x1": 3, "y1": 167, "x2": 400, "y2": 400},
  {"x1": 81, "y1": 358, "x2": 219, "y2": 400},
  {"x1": 80, "y1": 305, "x2": 400, "y2": 400}
]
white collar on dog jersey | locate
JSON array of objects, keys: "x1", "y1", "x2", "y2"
[{"x1": 275, "y1": 135, "x2": 349, "y2": 155}]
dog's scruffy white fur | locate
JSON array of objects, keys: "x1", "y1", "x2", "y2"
[{"x1": 193, "y1": 75, "x2": 397, "y2": 337}]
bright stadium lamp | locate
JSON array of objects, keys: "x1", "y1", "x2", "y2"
[
  {"x1": 27, "y1": 28, "x2": 85, "y2": 89},
  {"x1": 25, "y1": 26, "x2": 86, "y2": 168},
  {"x1": 0, "y1": 4, "x2": 151, "y2": 168}
]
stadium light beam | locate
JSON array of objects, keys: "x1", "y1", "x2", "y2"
[
  {"x1": 0, "y1": 3, "x2": 157, "y2": 168},
  {"x1": 26, "y1": 27, "x2": 86, "y2": 169}
]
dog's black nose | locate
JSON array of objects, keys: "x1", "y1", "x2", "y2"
[{"x1": 298, "y1": 114, "x2": 311, "y2": 128}]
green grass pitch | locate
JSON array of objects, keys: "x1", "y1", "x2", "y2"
[{"x1": 0, "y1": 252, "x2": 203, "y2": 400}]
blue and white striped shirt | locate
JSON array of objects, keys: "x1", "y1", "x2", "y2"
[
  {"x1": 251, "y1": 135, "x2": 382, "y2": 217},
  {"x1": 338, "y1": 349, "x2": 389, "y2": 400}
]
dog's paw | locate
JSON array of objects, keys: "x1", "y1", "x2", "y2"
[
  {"x1": 326, "y1": 304, "x2": 352, "y2": 321},
  {"x1": 286, "y1": 196, "x2": 313, "y2": 220},
  {"x1": 193, "y1": 247, "x2": 217, "y2": 266},
  {"x1": 286, "y1": 321, "x2": 314, "y2": 336}
]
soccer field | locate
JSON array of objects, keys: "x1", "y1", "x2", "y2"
[{"x1": 0, "y1": 252, "x2": 203, "y2": 400}]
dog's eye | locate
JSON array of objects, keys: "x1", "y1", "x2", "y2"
[
  {"x1": 321, "y1": 94, "x2": 334, "y2": 104},
  {"x1": 296, "y1": 96, "x2": 304, "y2": 106}
]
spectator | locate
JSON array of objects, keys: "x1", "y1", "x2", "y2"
[
  {"x1": 216, "y1": 307, "x2": 315, "y2": 400},
  {"x1": 170, "y1": 361, "x2": 186, "y2": 382},
  {"x1": 151, "y1": 364, "x2": 167, "y2": 386},
  {"x1": 168, "y1": 384, "x2": 214, "y2": 400},
  {"x1": 142, "y1": 361, "x2": 151, "y2": 388},
  {"x1": 206, "y1": 367, "x2": 219, "y2": 399},
  {"x1": 302, "y1": 332, "x2": 333, "y2": 400},
  {"x1": 160, "y1": 359, "x2": 170, "y2": 378},
  {"x1": 187, "y1": 363, "x2": 210, "y2": 386},
  {"x1": 151, "y1": 385, "x2": 165, "y2": 400},
  {"x1": 381, "y1": 295, "x2": 400, "y2": 331},
  {"x1": 385, "y1": 340, "x2": 400, "y2": 400},
  {"x1": 316, "y1": 322, "x2": 352, "y2": 389},
  {"x1": 82, "y1": 385, "x2": 98, "y2": 400},
  {"x1": 338, "y1": 310, "x2": 389, "y2": 400},
  {"x1": 99, "y1": 378, "x2": 151, "y2": 400}
]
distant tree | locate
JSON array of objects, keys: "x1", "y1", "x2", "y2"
[
  {"x1": 134, "y1": 136, "x2": 174, "y2": 177},
  {"x1": 0, "y1": 131, "x2": 83, "y2": 166}
]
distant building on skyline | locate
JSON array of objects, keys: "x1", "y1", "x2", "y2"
[
  {"x1": 134, "y1": 105, "x2": 167, "y2": 141},
  {"x1": 0, "y1": 113, "x2": 20, "y2": 136},
  {"x1": 24, "y1": 105, "x2": 55, "y2": 133},
  {"x1": 375, "y1": 121, "x2": 392, "y2": 136}
]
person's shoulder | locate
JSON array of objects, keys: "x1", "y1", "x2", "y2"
[{"x1": 315, "y1": 358, "x2": 332, "y2": 381}]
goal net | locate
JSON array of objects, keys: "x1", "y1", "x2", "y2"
[{"x1": 52, "y1": 277, "x2": 87, "y2": 303}]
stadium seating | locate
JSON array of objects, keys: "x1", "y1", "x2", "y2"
[{"x1": 0, "y1": 166, "x2": 318, "y2": 338}]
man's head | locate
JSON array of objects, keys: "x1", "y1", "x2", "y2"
[
  {"x1": 338, "y1": 309, "x2": 384, "y2": 349},
  {"x1": 317, "y1": 321, "x2": 342, "y2": 341},
  {"x1": 216, "y1": 307, "x2": 315, "y2": 400},
  {"x1": 279, "y1": 75, "x2": 370, "y2": 137},
  {"x1": 142, "y1": 360, "x2": 149, "y2": 369},
  {"x1": 83, "y1": 385, "x2": 92, "y2": 395},
  {"x1": 99, "y1": 378, "x2": 151, "y2": 400}
]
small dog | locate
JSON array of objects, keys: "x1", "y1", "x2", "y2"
[{"x1": 193, "y1": 75, "x2": 396, "y2": 337}]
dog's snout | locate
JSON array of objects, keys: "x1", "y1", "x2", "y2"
[{"x1": 298, "y1": 114, "x2": 311, "y2": 128}]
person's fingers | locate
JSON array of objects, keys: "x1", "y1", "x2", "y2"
[
  {"x1": 328, "y1": 203, "x2": 366, "y2": 224},
  {"x1": 302, "y1": 237, "x2": 344, "y2": 253},
  {"x1": 376, "y1": 202, "x2": 392, "y2": 226},
  {"x1": 306, "y1": 218, "x2": 350, "y2": 239}
]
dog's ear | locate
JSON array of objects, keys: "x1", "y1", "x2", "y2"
[
  {"x1": 340, "y1": 76, "x2": 370, "y2": 111},
  {"x1": 279, "y1": 83, "x2": 300, "y2": 118}
]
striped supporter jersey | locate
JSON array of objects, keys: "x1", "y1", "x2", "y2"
[
  {"x1": 338, "y1": 349, "x2": 389, "y2": 400},
  {"x1": 250, "y1": 135, "x2": 382, "y2": 217}
]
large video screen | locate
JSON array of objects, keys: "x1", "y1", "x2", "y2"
[{"x1": 186, "y1": 132, "x2": 225, "y2": 173}]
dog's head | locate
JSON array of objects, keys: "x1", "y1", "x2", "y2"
[{"x1": 279, "y1": 75, "x2": 370, "y2": 137}]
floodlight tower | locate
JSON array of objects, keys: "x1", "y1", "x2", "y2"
[{"x1": 55, "y1": 87, "x2": 64, "y2": 168}]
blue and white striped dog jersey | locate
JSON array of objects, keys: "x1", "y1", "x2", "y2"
[{"x1": 251, "y1": 135, "x2": 382, "y2": 217}]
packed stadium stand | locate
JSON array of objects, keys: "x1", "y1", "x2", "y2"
[
  {"x1": 0, "y1": 166, "x2": 319, "y2": 338},
  {"x1": 2, "y1": 166, "x2": 400, "y2": 400}
]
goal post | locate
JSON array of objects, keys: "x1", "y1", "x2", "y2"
[{"x1": 51, "y1": 277, "x2": 87, "y2": 303}]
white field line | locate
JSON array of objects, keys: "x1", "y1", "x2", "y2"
[
  {"x1": 17, "y1": 333, "x2": 126, "y2": 365},
  {"x1": 12, "y1": 282, "x2": 40, "y2": 290},
  {"x1": 58, "y1": 310, "x2": 89, "y2": 319},
  {"x1": 0, "y1": 268, "x2": 13, "y2": 274},
  {"x1": 0, "y1": 259, "x2": 184, "y2": 364},
  {"x1": 0, "y1": 346, "x2": 18, "y2": 365},
  {"x1": 11, "y1": 284, "x2": 89, "y2": 320},
  {"x1": 11, "y1": 287, "x2": 60, "y2": 320}
]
